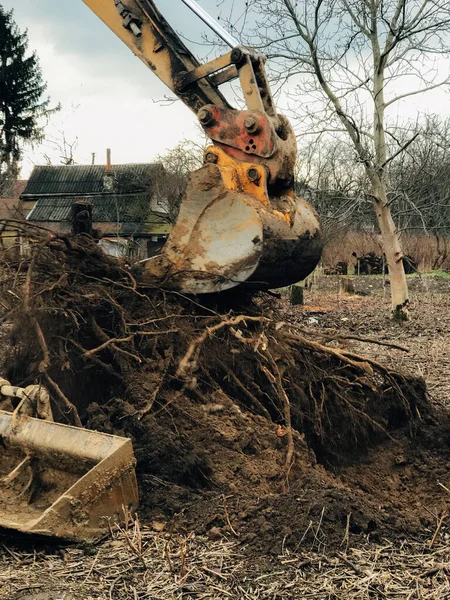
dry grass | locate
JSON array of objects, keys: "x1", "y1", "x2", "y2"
[
  {"x1": 2, "y1": 520, "x2": 450, "y2": 599},
  {"x1": 323, "y1": 231, "x2": 450, "y2": 271}
]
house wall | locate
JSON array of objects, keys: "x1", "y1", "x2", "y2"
[
  {"x1": 0, "y1": 226, "x2": 20, "y2": 248},
  {"x1": 0, "y1": 198, "x2": 23, "y2": 248},
  {"x1": 32, "y1": 220, "x2": 167, "y2": 260},
  {"x1": 26, "y1": 221, "x2": 122, "y2": 236},
  {"x1": 19, "y1": 198, "x2": 35, "y2": 219}
]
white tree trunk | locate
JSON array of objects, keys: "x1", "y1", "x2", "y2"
[
  {"x1": 370, "y1": 30, "x2": 409, "y2": 320},
  {"x1": 372, "y1": 180, "x2": 409, "y2": 319}
]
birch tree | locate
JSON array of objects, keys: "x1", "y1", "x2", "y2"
[{"x1": 225, "y1": 0, "x2": 450, "y2": 318}]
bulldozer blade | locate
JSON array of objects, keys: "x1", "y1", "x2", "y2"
[{"x1": 0, "y1": 410, "x2": 138, "y2": 541}]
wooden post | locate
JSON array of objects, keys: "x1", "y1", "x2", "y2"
[
  {"x1": 339, "y1": 277, "x2": 355, "y2": 295},
  {"x1": 289, "y1": 285, "x2": 304, "y2": 305}
]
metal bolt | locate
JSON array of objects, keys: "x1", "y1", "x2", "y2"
[
  {"x1": 198, "y1": 108, "x2": 213, "y2": 125},
  {"x1": 244, "y1": 116, "x2": 258, "y2": 133},
  {"x1": 204, "y1": 152, "x2": 218, "y2": 164},
  {"x1": 247, "y1": 167, "x2": 260, "y2": 183},
  {"x1": 230, "y1": 47, "x2": 244, "y2": 64}
]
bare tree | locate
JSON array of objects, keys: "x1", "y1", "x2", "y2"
[
  {"x1": 153, "y1": 139, "x2": 205, "y2": 223},
  {"x1": 42, "y1": 129, "x2": 79, "y2": 166},
  {"x1": 390, "y1": 115, "x2": 450, "y2": 267},
  {"x1": 297, "y1": 138, "x2": 373, "y2": 245},
  {"x1": 224, "y1": 0, "x2": 450, "y2": 318},
  {"x1": 100, "y1": 140, "x2": 205, "y2": 228}
]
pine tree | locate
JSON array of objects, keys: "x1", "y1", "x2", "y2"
[{"x1": 0, "y1": 5, "x2": 54, "y2": 194}]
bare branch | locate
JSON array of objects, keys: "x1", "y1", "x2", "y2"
[{"x1": 385, "y1": 77, "x2": 450, "y2": 108}]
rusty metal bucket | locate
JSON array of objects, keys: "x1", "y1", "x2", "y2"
[{"x1": 0, "y1": 399, "x2": 138, "y2": 541}]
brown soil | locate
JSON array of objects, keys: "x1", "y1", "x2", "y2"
[
  {"x1": 1, "y1": 234, "x2": 450, "y2": 582},
  {"x1": 84, "y1": 368, "x2": 449, "y2": 558},
  {"x1": 294, "y1": 274, "x2": 450, "y2": 400}
]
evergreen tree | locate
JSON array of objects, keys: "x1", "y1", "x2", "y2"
[{"x1": 0, "y1": 5, "x2": 54, "y2": 194}]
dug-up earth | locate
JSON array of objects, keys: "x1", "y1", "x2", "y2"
[{"x1": 2, "y1": 272, "x2": 450, "y2": 600}]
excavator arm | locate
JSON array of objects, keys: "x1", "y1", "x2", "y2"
[
  {"x1": 81, "y1": 0, "x2": 230, "y2": 112},
  {"x1": 81, "y1": 0, "x2": 322, "y2": 293},
  {"x1": 82, "y1": 0, "x2": 285, "y2": 175}
]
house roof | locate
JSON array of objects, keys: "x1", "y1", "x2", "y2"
[
  {"x1": 23, "y1": 163, "x2": 172, "y2": 235},
  {"x1": 27, "y1": 194, "x2": 171, "y2": 234},
  {"x1": 21, "y1": 164, "x2": 163, "y2": 197}
]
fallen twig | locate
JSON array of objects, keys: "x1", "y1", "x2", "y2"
[
  {"x1": 222, "y1": 495, "x2": 239, "y2": 537},
  {"x1": 430, "y1": 511, "x2": 448, "y2": 547}
]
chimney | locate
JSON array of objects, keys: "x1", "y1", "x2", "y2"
[{"x1": 103, "y1": 148, "x2": 114, "y2": 192}]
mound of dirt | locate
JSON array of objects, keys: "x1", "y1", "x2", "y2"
[{"x1": 1, "y1": 230, "x2": 449, "y2": 554}]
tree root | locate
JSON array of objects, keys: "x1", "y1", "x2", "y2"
[{"x1": 0, "y1": 228, "x2": 429, "y2": 469}]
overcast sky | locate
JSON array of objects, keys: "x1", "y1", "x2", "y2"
[
  {"x1": 5, "y1": 0, "x2": 231, "y2": 176},
  {"x1": 4, "y1": 1, "x2": 450, "y2": 177}
]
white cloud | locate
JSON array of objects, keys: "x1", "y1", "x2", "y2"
[
  {"x1": 9, "y1": 0, "x2": 212, "y2": 176},
  {"x1": 5, "y1": 0, "x2": 450, "y2": 178}
]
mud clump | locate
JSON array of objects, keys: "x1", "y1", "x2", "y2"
[{"x1": 0, "y1": 231, "x2": 447, "y2": 553}]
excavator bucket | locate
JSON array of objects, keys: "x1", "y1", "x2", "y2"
[
  {"x1": 143, "y1": 164, "x2": 264, "y2": 294},
  {"x1": 139, "y1": 158, "x2": 322, "y2": 294},
  {"x1": 0, "y1": 409, "x2": 138, "y2": 541}
]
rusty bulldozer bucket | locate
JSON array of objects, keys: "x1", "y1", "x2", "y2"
[{"x1": 0, "y1": 385, "x2": 138, "y2": 541}]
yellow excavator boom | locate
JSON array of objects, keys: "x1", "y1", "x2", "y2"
[
  {"x1": 79, "y1": 0, "x2": 322, "y2": 292},
  {"x1": 81, "y1": 0, "x2": 230, "y2": 112},
  {"x1": 81, "y1": 0, "x2": 322, "y2": 293}
]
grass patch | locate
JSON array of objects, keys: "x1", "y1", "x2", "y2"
[{"x1": 411, "y1": 269, "x2": 450, "y2": 279}]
